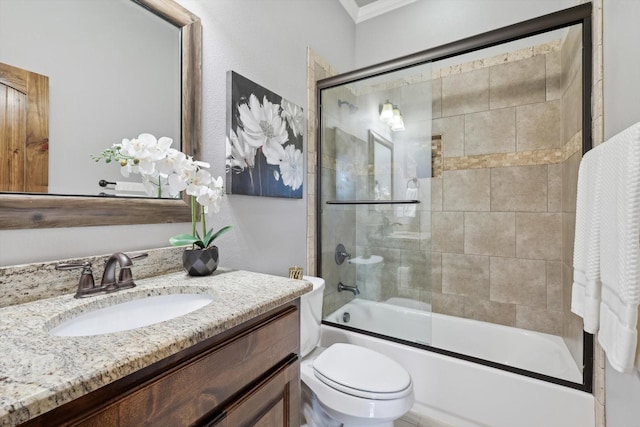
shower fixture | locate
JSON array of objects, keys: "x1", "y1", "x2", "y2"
[{"x1": 335, "y1": 243, "x2": 351, "y2": 265}]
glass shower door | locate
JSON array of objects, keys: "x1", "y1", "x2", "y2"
[{"x1": 318, "y1": 62, "x2": 434, "y2": 346}]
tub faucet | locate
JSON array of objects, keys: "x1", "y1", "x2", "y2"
[{"x1": 338, "y1": 282, "x2": 360, "y2": 296}]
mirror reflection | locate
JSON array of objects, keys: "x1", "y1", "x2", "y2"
[
  {"x1": 369, "y1": 130, "x2": 393, "y2": 200},
  {"x1": 0, "y1": 0, "x2": 180, "y2": 197}
]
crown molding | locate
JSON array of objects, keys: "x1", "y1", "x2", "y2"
[{"x1": 339, "y1": 0, "x2": 417, "y2": 24}]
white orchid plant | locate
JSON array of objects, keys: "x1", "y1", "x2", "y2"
[{"x1": 93, "y1": 133, "x2": 231, "y2": 249}]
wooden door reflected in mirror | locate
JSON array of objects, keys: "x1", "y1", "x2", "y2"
[{"x1": 0, "y1": 62, "x2": 49, "y2": 193}]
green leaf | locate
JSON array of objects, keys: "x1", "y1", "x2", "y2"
[
  {"x1": 169, "y1": 233, "x2": 202, "y2": 247},
  {"x1": 211, "y1": 225, "x2": 233, "y2": 242},
  {"x1": 199, "y1": 226, "x2": 232, "y2": 248}
]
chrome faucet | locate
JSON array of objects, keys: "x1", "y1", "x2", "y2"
[
  {"x1": 56, "y1": 252, "x2": 148, "y2": 298},
  {"x1": 337, "y1": 282, "x2": 360, "y2": 296}
]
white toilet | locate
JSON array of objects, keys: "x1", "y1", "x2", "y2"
[{"x1": 300, "y1": 276, "x2": 414, "y2": 427}]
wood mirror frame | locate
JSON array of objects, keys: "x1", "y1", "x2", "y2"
[{"x1": 0, "y1": 0, "x2": 201, "y2": 230}]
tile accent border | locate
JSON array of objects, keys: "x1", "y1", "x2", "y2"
[{"x1": 442, "y1": 130, "x2": 582, "y2": 171}]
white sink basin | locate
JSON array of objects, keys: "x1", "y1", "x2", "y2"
[{"x1": 49, "y1": 293, "x2": 214, "y2": 337}]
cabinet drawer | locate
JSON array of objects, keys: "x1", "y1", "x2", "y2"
[
  {"x1": 207, "y1": 355, "x2": 300, "y2": 427},
  {"x1": 78, "y1": 305, "x2": 299, "y2": 426}
]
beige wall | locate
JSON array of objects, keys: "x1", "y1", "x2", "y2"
[{"x1": 429, "y1": 33, "x2": 583, "y2": 342}]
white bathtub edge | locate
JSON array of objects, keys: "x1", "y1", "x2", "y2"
[{"x1": 320, "y1": 325, "x2": 595, "y2": 427}]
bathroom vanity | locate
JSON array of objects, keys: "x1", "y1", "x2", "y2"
[{"x1": 0, "y1": 268, "x2": 310, "y2": 426}]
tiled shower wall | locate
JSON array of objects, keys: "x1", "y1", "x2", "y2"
[{"x1": 430, "y1": 31, "x2": 583, "y2": 351}]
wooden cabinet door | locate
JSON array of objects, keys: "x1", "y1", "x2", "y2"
[
  {"x1": 207, "y1": 356, "x2": 300, "y2": 427},
  {"x1": 0, "y1": 62, "x2": 49, "y2": 192}
]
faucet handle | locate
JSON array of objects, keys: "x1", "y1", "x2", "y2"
[
  {"x1": 56, "y1": 262, "x2": 97, "y2": 298},
  {"x1": 114, "y1": 252, "x2": 148, "y2": 290},
  {"x1": 129, "y1": 253, "x2": 149, "y2": 261}
]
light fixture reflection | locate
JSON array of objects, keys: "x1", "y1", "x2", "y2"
[
  {"x1": 390, "y1": 105, "x2": 405, "y2": 131},
  {"x1": 379, "y1": 101, "x2": 394, "y2": 122}
]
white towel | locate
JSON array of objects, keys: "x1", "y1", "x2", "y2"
[
  {"x1": 596, "y1": 123, "x2": 640, "y2": 372},
  {"x1": 571, "y1": 122, "x2": 640, "y2": 373},
  {"x1": 571, "y1": 147, "x2": 603, "y2": 333},
  {"x1": 403, "y1": 187, "x2": 418, "y2": 217}
]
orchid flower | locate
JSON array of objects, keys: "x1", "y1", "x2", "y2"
[{"x1": 93, "y1": 133, "x2": 232, "y2": 249}]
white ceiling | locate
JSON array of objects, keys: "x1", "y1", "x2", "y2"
[{"x1": 338, "y1": 0, "x2": 418, "y2": 23}]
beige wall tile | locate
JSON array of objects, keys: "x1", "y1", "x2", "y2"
[
  {"x1": 546, "y1": 50, "x2": 562, "y2": 101},
  {"x1": 490, "y1": 55, "x2": 546, "y2": 109},
  {"x1": 442, "y1": 253, "x2": 490, "y2": 299},
  {"x1": 433, "y1": 115, "x2": 465, "y2": 157},
  {"x1": 561, "y1": 25, "x2": 582, "y2": 93},
  {"x1": 562, "y1": 262, "x2": 573, "y2": 314},
  {"x1": 431, "y1": 252, "x2": 442, "y2": 293},
  {"x1": 401, "y1": 250, "x2": 431, "y2": 291},
  {"x1": 431, "y1": 177, "x2": 443, "y2": 211},
  {"x1": 464, "y1": 212, "x2": 516, "y2": 257},
  {"x1": 516, "y1": 100, "x2": 562, "y2": 151},
  {"x1": 432, "y1": 292, "x2": 465, "y2": 317},
  {"x1": 463, "y1": 297, "x2": 516, "y2": 327},
  {"x1": 465, "y1": 107, "x2": 516, "y2": 155},
  {"x1": 443, "y1": 169, "x2": 491, "y2": 211},
  {"x1": 516, "y1": 305, "x2": 563, "y2": 335},
  {"x1": 516, "y1": 213, "x2": 562, "y2": 260},
  {"x1": 432, "y1": 212, "x2": 464, "y2": 253},
  {"x1": 546, "y1": 261, "x2": 563, "y2": 311},
  {"x1": 548, "y1": 163, "x2": 563, "y2": 212},
  {"x1": 442, "y1": 68, "x2": 489, "y2": 116},
  {"x1": 490, "y1": 257, "x2": 546, "y2": 308},
  {"x1": 491, "y1": 165, "x2": 548, "y2": 212},
  {"x1": 562, "y1": 151, "x2": 581, "y2": 213},
  {"x1": 563, "y1": 308, "x2": 585, "y2": 371},
  {"x1": 561, "y1": 73, "x2": 583, "y2": 143},
  {"x1": 562, "y1": 211, "x2": 577, "y2": 269},
  {"x1": 432, "y1": 78, "x2": 442, "y2": 119}
]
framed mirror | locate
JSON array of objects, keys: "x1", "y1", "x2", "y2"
[
  {"x1": 368, "y1": 130, "x2": 393, "y2": 200},
  {"x1": 0, "y1": 0, "x2": 201, "y2": 229}
]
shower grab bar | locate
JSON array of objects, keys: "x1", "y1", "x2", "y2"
[{"x1": 326, "y1": 200, "x2": 420, "y2": 205}]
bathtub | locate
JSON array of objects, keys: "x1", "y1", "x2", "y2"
[{"x1": 322, "y1": 299, "x2": 594, "y2": 427}]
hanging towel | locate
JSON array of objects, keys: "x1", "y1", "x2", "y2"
[
  {"x1": 571, "y1": 147, "x2": 603, "y2": 333},
  {"x1": 596, "y1": 123, "x2": 640, "y2": 373},
  {"x1": 403, "y1": 187, "x2": 418, "y2": 217}
]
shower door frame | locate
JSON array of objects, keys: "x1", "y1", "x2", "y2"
[{"x1": 316, "y1": 3, "x2": 593, "y2": 392}]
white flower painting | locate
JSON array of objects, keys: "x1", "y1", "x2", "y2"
[{"x1": 226, "y1": 71, "x2": 304, "y2": 198}]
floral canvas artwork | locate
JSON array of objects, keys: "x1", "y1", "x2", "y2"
[{"x1": 226, "y1": 71, "x2": 304, "y2": 198}]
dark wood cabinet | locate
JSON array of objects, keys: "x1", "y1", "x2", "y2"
[{"x1": 22, "y1": 301, "x2": 301, "y2": 427}]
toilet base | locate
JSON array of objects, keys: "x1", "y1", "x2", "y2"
[{"x1": 301, "y1": 382, "x2": 395, "y2": 427}]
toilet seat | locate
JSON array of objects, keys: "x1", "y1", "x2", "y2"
[{"x1": 312, "y1": 343, "x2": 412, "y2": 400}]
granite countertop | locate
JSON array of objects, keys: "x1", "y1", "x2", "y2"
[{"x1": 0, "y1": 268, "x2": 311, "y2": 426}]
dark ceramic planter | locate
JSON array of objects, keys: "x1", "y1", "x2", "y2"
[{"x1": 182, "y1": 246, "x2": 219, "y2": 276}]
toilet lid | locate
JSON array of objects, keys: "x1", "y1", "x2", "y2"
[{"x1": 312, "y1": 343, "x2": 412, "y2": 400}]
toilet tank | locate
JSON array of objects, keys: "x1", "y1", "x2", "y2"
[{"x1": 300, "y1": 276, "x2": 325, "y2": 357}]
